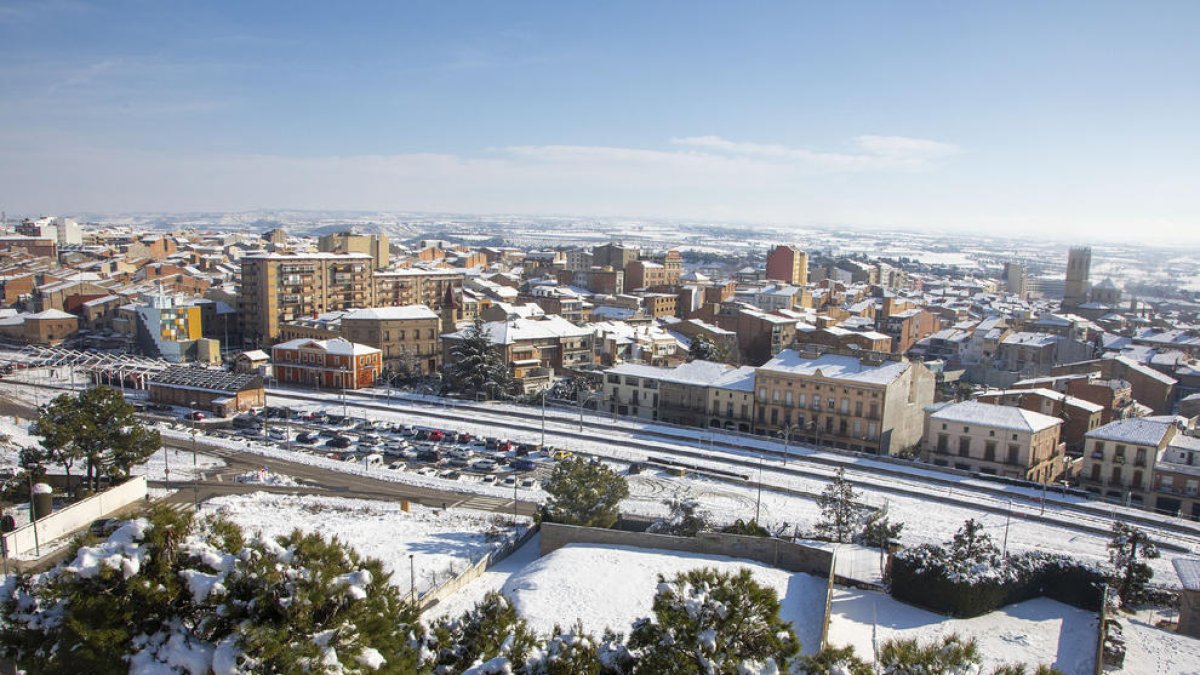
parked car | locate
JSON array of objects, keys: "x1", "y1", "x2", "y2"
[
  {"x1": 447, "y1": 457, "x2": 470, "y2": 468},
  {"x1": 448, "y1": 448, "x2": 473, "y2": 460},
  {"x1": 627, "y1": 462, "x2": 644, "y2": 475},
  {"x1": 414, "y1": 429, "x2": 431, "y2": 440},
  {"x1": 358, "y1": 434, "x2": 382, "y2": 447},
  {"x1": 481, "y1": 474, "x2": 497, "y2": 484},
  {"x1": 484, "y1": 437, "x2": 499, "y2": 449},
  {"x1": 401, "y1": 424, "x2": 417, "y2": 436},
  {"x1": 267, "y1": 428, "x2": 287, "y2": 440},
  {"x1": 501, "y1": 476, "x2": 517, "y2": 486},
  {"x1": 388, "y1": 461, "x2": 406, "y2": 471},
  {"x1": 458, "y1": 433, "x2": 474, "y2": 444},
  {"x1": 356, "y1": 419, "x2": 378, "y2": 431},
  {"x1": 428, "y1": 430, "x2": 445, "y2": 442},
  {"x1": 511, "y1": 459, "x2": 536, "y2": 472},
  {"x1": 438, "y1": 470, "x2": 461, "y2": 480},
  {"x1": 416, "y1": 449, "x2": 441, "y2": 463},
  {"x1": 183, "y1": 411, "x2": 206, "y2": 421},
  {"x1": 296, "y1": 431, "x2": 320, "y2": 444},
  {"x1": 520, "y1": 478, "x2": 537, "y2": 489},
  {"x1": 237, "y1": 428, "x2": 262, "y2": 438},
  {"x1": 472, "y1": 459, "x2": 498, "y2": 472},
  {"x1": 326, "y1": 436, "x2": 353, "y2": 449},
  {"x1": 497, "y1": 440, "x2": 514, "y2": 452}
]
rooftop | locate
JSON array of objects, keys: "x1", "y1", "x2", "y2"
[
  {"x1": 929, "y1": 400, "x2": 1062, "y2": 433},
  {"x1": 1086, "y1": 418, "x2": 1175, "y2": 447},
  {"x1": 759, "y1": 349, "x2": 911, "y2": 385},
  {"x1": 342, "y1": 305, "x2": 439, "y2": 321},
  {"x1": 149, "y1": 367, "x2": 263, "y2": 393}
]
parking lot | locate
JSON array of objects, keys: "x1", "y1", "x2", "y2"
[{"x1": 157, "y1": 405, "x2": 568, "y2": 491}]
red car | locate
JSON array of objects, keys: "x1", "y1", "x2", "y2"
[
  {"x1": 428, "y1": 430, "x2": 445, "y2": 442},
  {"x1": 184, "y1": 411, "x2": 207, "y2": 421}
]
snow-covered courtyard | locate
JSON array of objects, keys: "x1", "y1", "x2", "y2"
[{"x1": 202, "y1": 492, "x2": 530, "y2": 598}]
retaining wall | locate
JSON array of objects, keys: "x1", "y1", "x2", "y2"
[
  {"x1": 420, "y1": 524, "x2": 539, "y2": 611},
  {"x1": 539, "y1": 522, "x2": 833, "y2": 576},
  {"x1": 1, "y1": 476, "x2": 147, "y2": 559}
]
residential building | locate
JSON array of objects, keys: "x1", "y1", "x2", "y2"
[
  {"x1": 1079, "y1": 417, "x2": 1177, "y2": 507},
  {"x1": 753, "y1": 346, "x2": 936, "y2": 455},
  {"x1": 1150, "y1": 434, "x2": 1200, "y2": 519},
  {"x1": 239, "y1": 252, "x2": 374, "y2": 345},
  {"x1": 339, "y1": 305, "x2": 442, "y2": 376},
  {"x1": 271, "y1": 337, "x2": 383, "y2": 389},
  {"x1": 0, "y1": 309, "x2": 79, "y2": 345},
  {"x1": 975, "y1": 388, "x2": 1104, "y2": 453},
  {"x1": 441, "y1": 315, "x2": 594, "y2": 393},
  {"x1": 766, "y1": 245, "x2": 808, "y2": 286},
  {"x1": 317, "y1": 231, "x2": 390, "y2": 269},
  {"x1": 373, "y1": 268, "x2": 464, "y2": 311},
  {"x1": 924, "y1": 400, "x2": 1065, "y2": 481},
  {"x1": 708, "y1": 366, "x2": 757, "y2": 433}
]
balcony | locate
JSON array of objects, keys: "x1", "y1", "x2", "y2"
[
  {"x1": 1091, "y1": 451, "x2": 1104, "y2": 460},
  {"x1": 1113, "y1": 456, "x2": 1126, "y2": 465},
  {"x1": 1134, "y1": 459, "x2": 1147, "y2": 468}
]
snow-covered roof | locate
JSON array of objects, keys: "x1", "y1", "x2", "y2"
[
  {"x1": 759, "y1": 350, "x2": 911, "y2": 386},
  {"x1": 239, "y1": 349, "x2": 269, "y2": 361},
  {"x1": 444, "y1": 316, "x2": 591, "y2": 344},
  {"x1": 929, "y1": 400, "x2": 1061, "y2": 433},
  {"x1": 607, "y1": 360, "x2": 734, "y2": 387},
  {"x1": 342, "y1": 305, "x2": 438, "y2": 321},
  {"x1": 710, "y1": 366, "x2": 757, "y2": 392},
  {"x1": 243, "y1": 252, "x2": 372, "y2": 261},
  {"x1": 1086, "y1": 418, "x2": 1174, "y2": 447},
  {"x1": 981, "y1": 388, "x2": 1104, "y2": 414},
  {"x1": 272, "y1": 337, "x2": 381, "y2": 356},
  {"x1": 1174, "y1": 559, "x2": 1200, "y2": 592},
  {"x1": 26, "y1": 309, "x2": 76, "y2": 320},
  {"x1": 1002, "y1": 332, "x2": 1059, "y2": 348}
]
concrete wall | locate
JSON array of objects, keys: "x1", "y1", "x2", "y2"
[
  {"x1": 421, "y1": 525, "x2": 539, "y2": 611},
  {"x1": 539, "y1": 522, "x2": 833, "y2": 576},
  {"x1": 2, "y1": 476, "x2": 147, "y2": 558}
]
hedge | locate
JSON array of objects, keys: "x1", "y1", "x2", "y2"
[{"x1": 891, "y1": 546, "x2": 1107, "y2": 618}]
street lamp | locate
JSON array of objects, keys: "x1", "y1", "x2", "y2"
[
  {"x1": 779, "y1": 423, "x2": 800, "y2": 465},
  {"x1": 578, "y1": 390, "x2": 605, "y2": 432}
]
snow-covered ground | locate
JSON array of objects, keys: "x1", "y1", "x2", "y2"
[
  {"x1": 202, "y1": 492, "x2": 529, "y2": 598},
  {"x1": 233, "y1": 469, "x2": 298, "y2": 486},
  {"x1": 1121, "y1": 615, "x2": 1200, "y2": 675},
  {"x1": 424, "y1": 533, "x2": 543, "y2": 623},
  {"x1": 499, "y1": 543, "x2": 828, "y2": 653},
  {"x1": 828, "y1": 592, "x2": 1095, "y2": 673}
]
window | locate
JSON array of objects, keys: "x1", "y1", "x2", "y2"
[
  {"x1": 958, "y1": 437, "x2": 971, "y2": 457},
  {"x1": 941, "y1": 423, "x2": 947, "y2": 431},
  {"x1": 855, "y1": 401, "x2": 863, "y2": 417},
  {"x1": 813, "y1": 395, "x2": 821, "y2": 410},
  {"x1": 963, "y1": 426, "x2": 970, "y2": 433},
  {"x1": 984, "y1": 441, "x2": 996, "y2": 462},
  {"x1": 607, "y1": 374, "x2": 620, "y2": 384},
  {"x1": 797, "y1": 394, "x2": 807, "y2": 407},
  {"x1": 785, "y1": 391, "x2": 793, "y2": 406},
  {"x1": 1115, "y1": 444, "x2": 1126, "y2": 459},
  {"x1": 1008, "y1": 444, "x2": 1019, "y2": 464},
  {"x1": 937, "y1": 434, "x2": 949, "y2": 453},
  {"x1": 625, "y1": 376, "x2": 640, "y2": 387}
]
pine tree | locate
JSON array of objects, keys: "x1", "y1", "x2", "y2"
[
  {"x1": 445, "y1": 318, "x2": 514, "y2": 400},
  {"x1": 877, "y1": 633, "x2": 981, "y2": 674},
  {"x1": 856, "y1": 502, "x2": 904, "y2": 547},
  {"x1": 647, "y1": 498, "x2": 708, "y2": 537},
  {"x1": 796, "y1": 644, "x2": 873, "y2": 675},
  {"x1": 430, "y1": 591, "x2": 540, "y2": 673},
  {"x1": 542, "y1": 457, "x2": 629, "y2": 528},
  {"x1": 0, "y1": 507, "x2": 428, "y2": 674},
  {"x1": 626, "y1": 568, "x2": 800, "y2": 674},
  {"x1": 1108, "y1": 521, "x2": 1160, "y2": 605},
  {"x1": 949, "y1": 518, "x2": 1000, "y2": 567},
  {"x1": 30, "y1": 386, "x2": 160, "y2": 491},
  {"x1": 687, "y1": 336, "x2": 723, "y2": 363},
  {"x1": 815, "y1": 468, "x2": 865, "y2": 543}
]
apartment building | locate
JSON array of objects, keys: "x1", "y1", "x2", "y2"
[
  {"x1": 339, "y1": 305, "x2": 441, "y2": 376},
  {"x1": 373, "y1": 268, "x2": 464, "y2": 311},
  {"x1": 239, "y1": 252, "x2": 374, "y2": 345},
  {"x1": 1151, "y1": 434, "x2": 1200, "y2": 519},
  {"x1": 765, "y1": 245, "x2": 808, "y2": 286},
  {"x1": 753, "y1": 346, "x2": 935, "y2": 455},
  {"x1": 601, "y1": 359, "x2": 737, "y2": 424},
  {"x1": 317, "y1": 231, "x2": 390, "y2": 269},
  {"x1": 924, "y1": 400, "x2": 1065, "y2": 481},
  {"x1": 271, "y1": 337, "x2": 383, "y2": 390},
  {"x1": 1079, "y1": 418, "x2": 1178, "y2": 507},
  {"x1": 975, "y1": 387, "x2": 1104, "y2": 453},
  {"x1": 442, "y1": 315, "x2": 593, "y2": 393}
]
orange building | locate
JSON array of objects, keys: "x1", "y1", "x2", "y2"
[{"x1": 271, "y1": 337, "x2": 383, "y2": 389}]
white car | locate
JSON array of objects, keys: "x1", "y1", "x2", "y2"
[{"x1": 472, "y1": 459, "x2": 498, "y2": 472}]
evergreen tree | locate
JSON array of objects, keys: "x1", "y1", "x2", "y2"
[
  {"x1": 990, "y1": 664, "x2": 1066, "y2": 675},
  {"x1": 687, "y1": 336, "x2": 723, "y2": 363},
  {"x1": 430, "y1": 591, "x2": 540, "y2": 673},
  {"x1": 542, "y1": 457, "x2": 629, "y2": 528},
  {"x1": 816, "y1": 468, "x2": 865, "y2": 543},
  {"x1": 877, "y1": 633, "x2": 981, "y2": 674},
  {"x1": 796, "y1": 644, "x2": 873, "y2": 675},
  {"x1": 856, "y1": 502, "x2": 904, "y2": 547},
  {"x1": 949, "y1": 518, "x2": 1000, "y2": 567},
  {"x1": 30, "y1": 386, "x2": 160, "y2": 491},
  {"x1": 1108, "y1": 521, "x2": 1160, "y2": 604},
  {"x1": 647, "y1": 498, "x2": 708, "y2": 537},
  {"x1": 445, "y1": 318, "x2": 514, "y2": 400},
  {"x1": 626, "y1": 568, "x2": 800, "y2": 674},
  {"x1": 0, "y1": 507, "x2": 427, "y2": 674}
]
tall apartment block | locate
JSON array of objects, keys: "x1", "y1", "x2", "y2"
[
  {"x1": 318, "y1": 231, "x2": 390, "y2": 269},
  {"x1": 765, "y1": 245, "x2": 809, "y2": 286},
  {"x1": 240, "y1": 252, "x2": 374, "y2": 346}
]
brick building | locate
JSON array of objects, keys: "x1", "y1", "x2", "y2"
[{"x1": 271, "y1": 337, "x2": 383, "y2": 389}]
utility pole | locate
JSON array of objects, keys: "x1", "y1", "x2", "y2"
[
  {"x1": 754, "y1": 454, "x2": 764, "y2": 523},
  {"x1": 190, "y1": 401, "x2": 198, "y2": 510},
  {"x1": 1002, "y1": 499, "x2": 1012, "y2": 557},
  {"x1": 27, "y1": 474, "x2": 40, "y2": 559},
  {"x1": 540, "y1": 388, "x2": 546, "y2": 447},
  {"x1": 409, "y1": 554, "x2": 416, "y2": 608}
]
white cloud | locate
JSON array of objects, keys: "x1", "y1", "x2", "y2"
[{"x1": 670, "y1": 134, "x2": 960, "y2": 170}]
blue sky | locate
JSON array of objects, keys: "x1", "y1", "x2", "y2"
[{"x1": 1, "y1": 1, "x2": 1198, "y2": 242}]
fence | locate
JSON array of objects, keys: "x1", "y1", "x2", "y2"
[
  {"x1": 1, "y1": 476, "x2": 148, "y2": 559},
  {"x1": 420, "y1": 524, "x2": 540, "y2": 611}
]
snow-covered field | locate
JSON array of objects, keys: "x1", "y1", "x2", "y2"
[
  {"x1": 499, "y1": 543, "x2": 828, "y2": 653},
  {"x1": 202, "y1": 492, "x2": 529, "y2": 598},
  {"x1": 233, "y1": 469, "x2": 298, "y2": 486}
]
